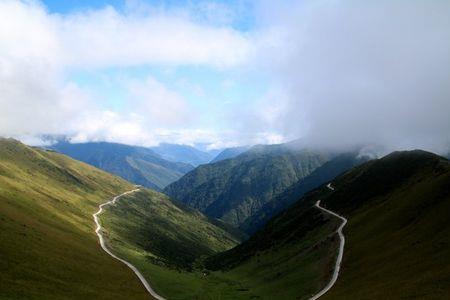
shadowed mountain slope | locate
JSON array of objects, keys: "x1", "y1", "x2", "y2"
[
  {"x1": 240, "y1": 152, "x2": 369, "y2": 234},
  {"x1": 164, "y1": 144, "x2": 332, "y2": 227},
  {"x1": 207, "y1": 150, "x2": 450, "y2": 299},
  {"x1": 210, "y1": 146, "x2": 250, "y2": 163}
]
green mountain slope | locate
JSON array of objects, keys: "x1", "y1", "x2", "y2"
[
  {"x1": 210, "y1": 146, "x2": 250, "y2": 163},
  {"x1": 164, "y1": 144, "x2": 331, "y2": 227},
  {"x1": 50, "y1": 141, "x2": 194, "y2": 190},
  {"x1": 151, "y1": 143, "x2": 213, "y2": 166},
  {"x1": 320, "y1": 150, "x2": 450, "y2": 299},
  {"x1": 240, "y1": 152, "x2": 369, "y2": 234},
  {"x1": 207, "y1": 150, "x2": 450, "y2": 299},
  {"x1": 99, "y1": 188, "x2": 243, "y2": 299},
  {"x1": 0, "y1": 138, "x2": 151, "y2": 300},
  {"x1": 204, "y1": 185, "x2": 339, "y2": 299}
]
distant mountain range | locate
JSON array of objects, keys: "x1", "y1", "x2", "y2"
[
  {"x1": 50, "y1": 141, "x2": 194, "y2": 190},
  {"x1": 206, "y1": 150, "x2": 450, "y2": 299},
  {"x1": 164, "y1": 143, "x2": 334, "y2": 228},
  {"x1": 150, "y1": 143, "x2": 215, "y2": 166}
]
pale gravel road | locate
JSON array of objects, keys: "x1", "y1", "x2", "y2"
[
  {"x1": 309, "y1": 183, "x2": 347, "y2": 300},
  {"x1": 93, "y1": 188, "x2": 167, "y2": 300}
]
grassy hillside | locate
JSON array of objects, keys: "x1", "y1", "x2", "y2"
[
  {"x1": 99, "y1": 188, "x2": 247, "y2": 299},
  {"x1": 320, "y1": 150, "x2": 450, "y2": 299},
  {"x1": 50, "y1": 141, "x2": 194, "y2": 190},
  {"x1": 205, "y1": 190, "x2": 341, "y2": 299},
  {"x1": 206, "y1": 150, "x2": 450, "y2": 299},
  {"x1": 164, "y1": 144, "x2": 331, "y2": 227},
  {"x1": 0, "y1": 138, "x2": 151, "y2": 299}
]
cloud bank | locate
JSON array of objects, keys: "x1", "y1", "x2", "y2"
[{"x1": 254, "y1": 0, "x2": 450, "y2": 153}]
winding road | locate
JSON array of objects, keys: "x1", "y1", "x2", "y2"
[
  {"x1": 93, "y1": 188, "x2": 167, "y2": 300},
  {"x1": 309, "y1": 183, "x2": 347, "y2": 300}
]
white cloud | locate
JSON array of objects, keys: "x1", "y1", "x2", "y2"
[
  {"x1": 0, "y1": 0, "x2": 251, "y2": 69},
  {"x1": 254, "y1": 0, "x2": 450, "y2": 153},
  {"x1": 0, "y1": 58, "x2": 91, "y2": 137},
  {"x1": 124, "y1": 76, "x2": 194, "y2": 127},
  {"x1": 0, "y1": 0, "x2": 252, "y2": 146}
]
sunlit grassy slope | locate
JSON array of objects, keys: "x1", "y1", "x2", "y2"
[{"x1": 0, "y1": 138, "x2": 151, "y2": 300}]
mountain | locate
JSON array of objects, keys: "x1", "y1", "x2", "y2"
[
  {"x1": 0, "y1": 138, "x2": 149, "y2": 299},
  {"x1": 50, "y1": 141, "x2": 194, "y2": 190},
  {"x1": 0, "y1": 138, "x2": 241, "y2": 300},
  {"x1": 100, "y1": 188, "x2": 243, "y2": 299},
  {"x1": 240, "y1": 151, "x2": 370, "y2": 234},
  {"x1": 164, "y1": 143, "x2": 332, "y2": 227},
  {"x1": 151, "y1": 143, "x2": 214, "y2": 166},
  {"x1": 206, "y1": 150, "x2": 450, "y2": 299},
  {"x1": 210, "y1": 146, "x2": 250, "y2": 163}
]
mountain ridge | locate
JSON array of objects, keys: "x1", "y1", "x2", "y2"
[
  {"x1": 50, "y1": 141, "x2": 194, "y2": 190},
  {"x1": 164, "y1": 144, "x2": 332, "y2": 227},
  {"x1": 206, "y1": 150, "x2": 450, "y2": 299}
]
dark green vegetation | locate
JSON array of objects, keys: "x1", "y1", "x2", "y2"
[
  {"x1": 210, "y1": 146, "x2": 250, "y2": 163},
  {"x1": 320, "y1": 150, "x2": 450, "y2": 299},
  {"x1": 207, "y1": 150, "x2": 450, "y2": 299},
  {"x1": 0, "y1": 138, "x2": 151, "y2": 300},
  {"x1": 241, "y1": 152, "x2": 369, "y2": 234},
  {"x1": 102, "y1": 189, "x2": 241, "y2": 270},
  {"x1": 205, "y1": 187, "x2": 341, "y2": 299},
  {"x1": 150, "y1": 143, "x2": 214, "y2": 166},
  {"x1": 164, "y1": 143, "x2": 332, "y2": 228},
  {"x1": 100, "y1": 185, "x2": 341, "y2": 299},
  {"x1": 51, "y1": 141, "x2": 193, "y2": 190},
  {"x1": 100, "y1": 188, "x2": 249, "y2": 299},
  {"x1": 4, "y1": 136, "x2": 447, "y2": 299}
]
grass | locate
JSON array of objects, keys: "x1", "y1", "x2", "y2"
[
  {"x1": 320, "y1": 151, "x2": 450, "y2": 299},
  {"x1": 201, "y1": 150, "x2": 450, "y2": 299},
  {"x1": 100, "y1": 188, "x2": 246, "y2": 299},
  {"x1": 4, "y1": 139, "x2": 447, "y2": 300},
  {"x1": 0, "y1": 139, "x2": 152, "y2": 299},
  {"x1": 101, "y1": 184, "x2": 341, "y2": 299}
]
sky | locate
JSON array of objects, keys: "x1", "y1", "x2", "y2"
[{"x1": 1, "y1": 0, "x2": 449, "y2": 153}]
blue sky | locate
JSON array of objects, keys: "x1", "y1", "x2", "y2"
[
  {"x1": 39, "y1": 0, "x2": 271, "y2": 146},
  {"x1": 42, "y1": 0, "x2": 256, "y2": 30}
]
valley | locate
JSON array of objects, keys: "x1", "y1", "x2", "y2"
[
  {"x1": 2, "y1": 1, "x2": 449, "y2": 299},
  {"x1": 1, "y1": 139, "x2": 449, "y2": 299}
]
